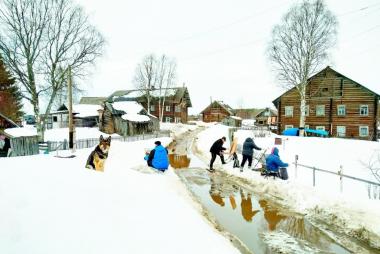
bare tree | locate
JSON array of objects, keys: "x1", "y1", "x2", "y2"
[
  {"x1": 133, "y1": 54, "x2": 156, "y2": 114},
  {"x1": 0, "y1": 0, "x2": 105, "y2": 140},
  {"x1": 133, "y1": 54, "x2": 177, "y2": 119},
  {"x1": 268, "y1": 0, "x2": 337, "y2": 136}
]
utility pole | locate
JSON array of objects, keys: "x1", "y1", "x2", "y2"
[{"x1": 68, "y1": 66, "x2": 75, "y2": 152}]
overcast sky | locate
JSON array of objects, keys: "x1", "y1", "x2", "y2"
[{"x1": 74, "y1": 0, "x2": 380, "y2": 114}]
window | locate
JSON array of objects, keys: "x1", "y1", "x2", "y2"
[
  {"x1": 360, "y1": 105, "x2": 368, "y2": 116},
  {"x1": 165, "y1": 117, "x2": 172, "y2": 123},
  {"x1": 337, "y1": 126, "x2": 346, "y2": 137},
  {"x1": 316, "y1": 105, "x2": 325, "y2": 116},
  {"x1": 175, "y1": 117, "x2": 181, "y2": 123},
  {"x1": 304, "y1": 125, "x2": 309, "y2": 129},
  {"x1": 150, "y1": 105, "x2": 155, "y2": 112},
  {"x1": 285, "y1": 106, "x2": 293, "y2": 117},
  {"x1": 175, "y1": 105, "x2": 181, "y2": 112},
  {"x1": 337, "y1": 105, "x2": 346, "y2": 116},
  {"x1": 316, "y1": 126, "x2": 325, "y2": 131},
  {"x1": 53, "y1": 116, "x2": 58, "y2": 122},
  {"x1": 285, "y1": 125, "x2": 293, "y2": 130},
  {"x1": 264, "y1": 111, "x2": 270, "y2": 116},
  {"x1": 304, "y1": 105, "x2": 309, "y2": 116},
  {"x1": 165, "y1": 105, "x2": 171, "y2": 112},
  {"x1": 359, "y1": 126, "x2": 369, "y2": 137}
]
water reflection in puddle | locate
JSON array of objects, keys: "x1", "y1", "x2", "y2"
[
  {"x1": 178, "y1": 169, "x2": 351, "y2": 254},
  {"x1": 169, "y1": 154, "x2": 191, "y2": 169}
]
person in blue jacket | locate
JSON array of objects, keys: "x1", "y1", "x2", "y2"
[
  {"x1": 145, "y1": 141, "x2": 169, "y2": 172},
  {"x1": 265, "y1": 147, "x2": 288, "y2": 173}
]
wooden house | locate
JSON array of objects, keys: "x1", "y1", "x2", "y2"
[
  {"x1": 255, "y1": 108, "x2": 278, "y2": 128},
  {"x1": 99, "y1": 100, "x2": 159, "y2": 136},
  {"x1": 273, "y1": 66, "x2": 379, "y2": 140},
  {"x1": 200, "y1": 101, "x2": 234, "y2": 123},
  {"x1": 107, "y1": 87, "x2": 192, "y2": 123},
  {"x1": 234, "y1": 108, "x2": 263, "y2": 120},
  {"x1": 46, "y1": 104, "x2": 101, "y2": 129}
]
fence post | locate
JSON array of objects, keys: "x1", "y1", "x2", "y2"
[
  {"x1": 295, "y1": 155, "x2": 298, "y2": 179},
  {"x1": 338, "y1": 165, "x2": 343, "y2": 193},
  {"x1": 313, "y1": 167, "x2": 316, "y2": 187}
]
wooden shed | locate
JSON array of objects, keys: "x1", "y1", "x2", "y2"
[
  {"x1": 200, "y1": 101, "x2": 234, "y2": 123},
  {"x1": 99, "y1": 101, "x2": 159, "y2": 136}
]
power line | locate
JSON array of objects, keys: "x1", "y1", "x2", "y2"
[{"x1": 337, "y1": 2, "x2": 380, "y2": 17}]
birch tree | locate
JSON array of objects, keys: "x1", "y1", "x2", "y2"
[
  {"x1": 268, "y1": 0, "x2": 337, "y2": 135},
  {"x1": 0, "y1": 0, "x2": 105, "y2": 140}
]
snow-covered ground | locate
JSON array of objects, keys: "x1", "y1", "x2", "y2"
[
  {"x1": 194, "y1": 124, "x2": 380, "y2": 249},
  {"x1": 0, "y1": 137, "x2": 240, "y2": 254}
]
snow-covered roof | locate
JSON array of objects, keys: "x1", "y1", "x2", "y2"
[
  {"x1": 112, "y1": 101, "x2": 144, "y2": 114},
  {"x1": 230, "y1": 116, "x2": 242, "y2": 120},
  {"x1": 4, "y1": 127, "x2": 37, "y2": 138},
  {"x1": 73, "y1": 104, "x2": 101, "y2": 118},
  {"x1": 112, "y1": 101, "x2": 151, "y2": 123},
  {"x1": 121, "y1": 114, "x2": 150, "y2": 122}
]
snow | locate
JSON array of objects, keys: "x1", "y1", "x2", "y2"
[
  {"x1": 4, "y1": 126, "x2": 36, "y2": 137},
  {"x1": 230, "y1": 116, "x2": 242, "y2": 120},
  {"x1": 4, "y1": 127, "x2": 120, "y2": 141},
  {"x1": 0, "y1": 137, "x2": 240, "y2": 254},
  {"x1": 73, "y1": 104, "x2": 101, "y2": 118},
  {"x1": 112, "y1": 101, "x2": 144, "y2": 114},
  {"x1": 122, "y1": 89, "x2": 177, "y2": 99},
  {"x1": 121, "y1": 114, "x2": 150, "y2": 122},
  {"x1": 160, "y1": 122, "x2": 198, "y2": 138},
  {"x1": 194, "y1": 124, "x2": 380, "y2": 249}
]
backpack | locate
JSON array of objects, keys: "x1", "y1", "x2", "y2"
[{"x1": 279, "y1": 167, "x2": 288, "y2": 180}]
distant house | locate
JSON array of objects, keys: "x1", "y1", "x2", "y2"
[
  {"x1": 107, "y1": 87, "x2": 192, "y2": 123},
  {"x1": 273, "y1": 66, "x2": 379, "y2": 140},
  {"x1": 79, "y1": 97, "x2": 107, "y2": 105},
  {"x1": 200, "y1": 101, "x2": 234, "y2": 123},
  {"x1": 99, "y1": 100, "x2": 159, "y2": 136},
  {"x1": 46, "y1": 104, "x2": 101, "y2": 129},
  {"x1": 234, "y1": 108, "x2": 263, "y2": 120},
  {"x1": 255, "y1": 108, "x2": 278, "y2": 128}
]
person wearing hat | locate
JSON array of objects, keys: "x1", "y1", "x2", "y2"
[{"x1": 145, "y1": 140, "x2": 169, "y2": 172}]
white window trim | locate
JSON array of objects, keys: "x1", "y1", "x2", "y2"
[
  {"x1": 316, "y1": 126, "x2": 325, "y2": 131},
  {"x1": 337, "y1": 126, "x2": 346, "y2": 137},
  {"x1": 175, "y1": 117, "x2": 181, "y2": 123},
  {"x1": 150, "y1": 105, "x2": 155, "y2": 112},
  {"x1": 165, "y1": 117, "x2": 172, "y2": 123},
  {"x1": 284, "y1": 125, "x2": 293, "y2": 130},
  {"x1": 304, "y1": 105, "x2": 309, "y2": 117},
  {"x1": 165, "y1": 105, "x2": 171, "y2": 112},
  {"x1": 316, "y1": 105, "x2": 325, "y2": 116},
  {"x1": 175, "y1": 105, "x2": 181, "y2": 112},
  {"x1": 285, "y1": 106, "x2": 293, "y2": 117},
  {"x1": 359, "y1": 126, "x2": 369, "y2": 137},
  {"x1": 337, "y1": 105, "x2": 346, "y2": 116},
  {"x1": 360, "y1": 105, "x2": 368, "y2": 116}
]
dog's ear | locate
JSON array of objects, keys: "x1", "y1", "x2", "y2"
[
  {"x1": 107, "y1": 136, "x2": 111, "y2": 143},
  {"x1": 99, "y1": 135, "x2": 104, "y2": 142}
]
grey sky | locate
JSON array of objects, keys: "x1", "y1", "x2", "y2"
[{"x1": 76, "y1": 0, "x2": 380, "y2": 114}]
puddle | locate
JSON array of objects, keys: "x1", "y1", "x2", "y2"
[{"x1": 178, "y1": 168, "x2": 351, "y2": 254}]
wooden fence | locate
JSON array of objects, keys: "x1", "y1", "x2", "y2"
[
  {"x1": 44, "y1": 131, "x2": 171, "y2": 153},
  {"x1": 9, "y1": 136, "x2": 39, "y2": 156},
  {"x1": 293, "y1": 155, "x2": 380, "y2": 200}
]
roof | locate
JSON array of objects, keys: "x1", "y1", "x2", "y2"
[
  {"x1": 79, "y1": 97, "x2": 107, "y2": 105},
  {"x1": 255, "y1": 108, "x2": 278, "y2": 117},
  {"x1": 272, "y1": 66, "x2": 380, "y2": 105},
  {"x1": 0, "y1": 111, "x2": 20, "y2": 128},
  {"x1": 105, "y1": 101, "x2": 151, "y2": 123},
  {"x1": 107, "y1": 87, "x2": 192, "y2": 107},
  {"x1": 200, "y1": 101, "x2": 234, "y2": 115},
  {"x1": 233, "y1": 108, "x2": 264, "y2": 117},
  {"x1": 50, "y1": 104, "x2": 101, "y2": 118}
]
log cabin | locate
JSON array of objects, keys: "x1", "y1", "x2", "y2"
[
  {"x1": 273, "y1": 66, "x2": 379, "y2": 140},
  {"x1": 200, "y1": 101, "x2": 234, "y2": 123}
]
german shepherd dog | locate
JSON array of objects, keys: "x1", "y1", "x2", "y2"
[{"x1": 85, "y1": 135, "x2": 111, "y2": 171}]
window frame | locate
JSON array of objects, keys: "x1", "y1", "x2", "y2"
[
  {"x1": 336, "y1": 126, "x2": 346, "y2": 137},
  {"x1": 359, "y1": 105, "x2": 368, "y2": 116},
  {"x1": 316, "y1": 105, "x2": 325, "y2": 116},
  {"x1": 165, "y1": 116, "x2": 172, "y2": 123},
  {"x1": 337, "y1": 105, "x2": 346, "y2": 116},
  {"x1": 316, "y1": 126, "x2": 325, "y2": 131},
  {"x1": 284, "y1": 125, "x2": 293, "y2": 130},
  {"x1": 174, "y1": 105, "x2": 181, "y2": 112},
  {"x1": 284, "y1": 106, "x2": 293, "y2": 117},
  {"x1": 165, "y1": 105, "x2": 171, "y2": 112},
  {"x1": 150, "y1": 105, "x2": 155, "y2": 112},
  {"x1": 359, "y1": 126, "x2": 369, "y2": 137}
]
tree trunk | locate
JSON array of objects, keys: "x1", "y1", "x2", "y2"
[{"x1": 299, "y1": 85, "x2": 307, "y2": 137}]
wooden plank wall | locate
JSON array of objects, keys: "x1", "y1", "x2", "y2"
[
  {"x1": 278, "y1": 68, "x2": 378, "y2": 140},
  {"x1": 10, "y1": 136, "x2": 39, "y2": 156}
]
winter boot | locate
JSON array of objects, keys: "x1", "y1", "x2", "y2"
[{"x1": 240, "y1": 166, "x2": 243, "y2": 172}]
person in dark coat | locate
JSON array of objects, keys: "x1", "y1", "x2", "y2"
[
  {"x1": 209, "y1": 137, "x2": 227, "y2": 171},
  {"x1": 240, "y1": 137, "x2": 261, "y2": 171},
  {"x1": 145, "y1": 141, "x2": 169, "y2": 172},
  {"x1": 265, "y1": 147, "x2": 288, "y2": 173}
]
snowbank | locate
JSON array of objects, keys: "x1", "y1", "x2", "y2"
[
  {"x1": 0, "y1": 137, "x2": 240, "y2": 254},
  {"x1": 194, "y1": 124, "x2": 380, "y2": 249},
  {"x1": 160, "y1": 122, "x2": 198, "y2": 139}
]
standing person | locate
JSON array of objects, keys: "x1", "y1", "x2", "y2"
[
  {"x1": 240, "y1": 137, "x2": 261, "y2": 172},
  {"x1": 209, "y1": 136, "x2": 227, "y2": 172},
  {"x1": 145, "y1": 141, "x2": 169, "y2": 172}
]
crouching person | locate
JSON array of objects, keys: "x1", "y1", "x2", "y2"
[
  {"x1": 145, "y1": 141, "x2": 169, "y2": 172},
  {"x1": 265, "y1": 147, "x2": 289, "y2": 180}
]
